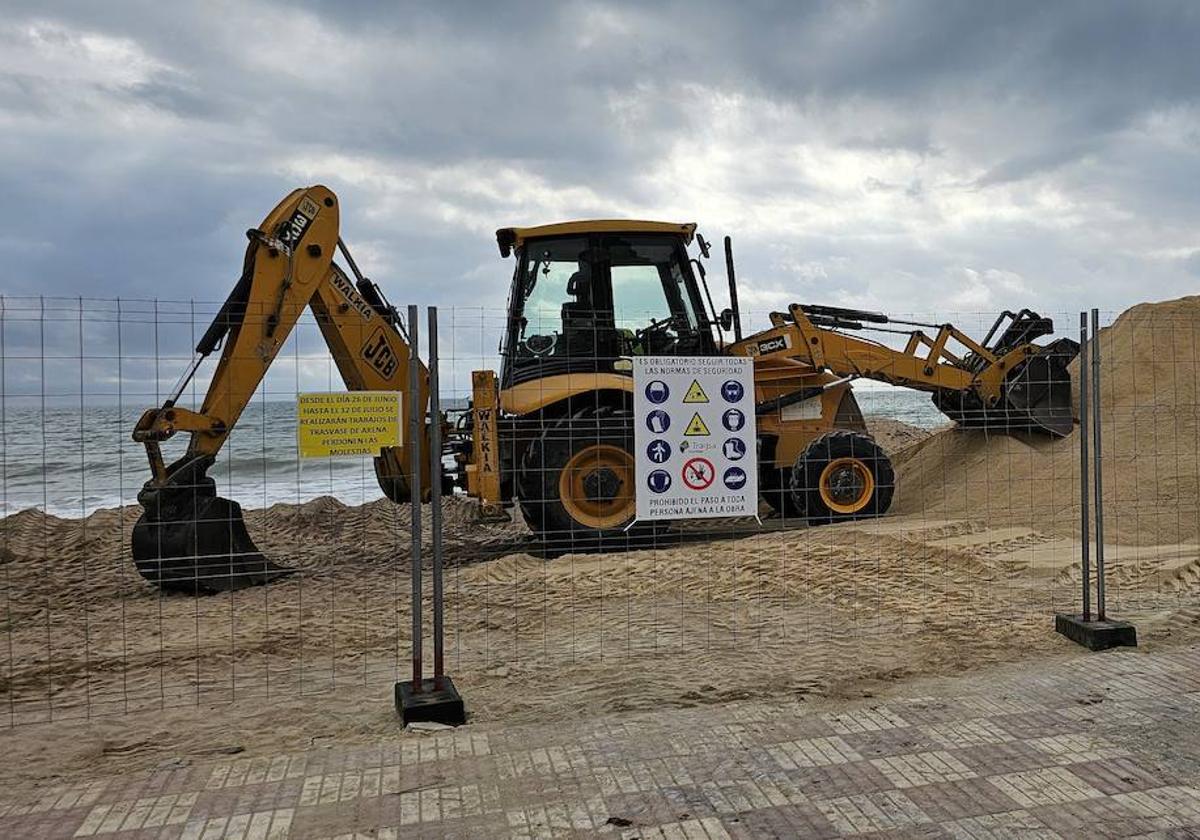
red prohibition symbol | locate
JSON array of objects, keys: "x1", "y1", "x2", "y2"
[{"x1": 681, "y1": 456, "x2": 716, "y2": 491}]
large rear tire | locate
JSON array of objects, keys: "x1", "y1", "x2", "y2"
[
  {"x1": 518, "y1": 405, "x2": 659, "y2": 551},
  {"x1": 790, "y1": 431, "x2": 895, "y2": 525}
]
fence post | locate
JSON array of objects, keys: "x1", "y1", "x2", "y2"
[
  {"x1": 1090, "y1": 308, "x2": 1106, "y2": 621},
  {"x1": 408, "y1": 304, "x2": 423, "y2": 692},
  {"x1": 1055, "y1": 307, "x2": 1136, "y2": 650},
  {"x1": 1078, "y1": 313, "x2": 1090, "y2": 622},
  {"x1": 428, "y1": 306, "x2": 445, "y2": 689},
  {"x1": 395, "y1": 305, "x2": 465, "y2": 725}
]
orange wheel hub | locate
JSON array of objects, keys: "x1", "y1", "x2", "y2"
[
  {"x1": 818, "y1": 456, "x2": 874, "y2": 514},
  {"x1": 559, "y1": 444, "x2": 635, "y2": 529}
]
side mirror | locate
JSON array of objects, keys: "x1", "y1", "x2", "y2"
[{"x1": 719, "y1": 308, "x2": 735, "y2": 332}]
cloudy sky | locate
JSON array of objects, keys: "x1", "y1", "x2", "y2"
[{"x1": 1, "y1": 0, "x2": 1198, "y2": 358}]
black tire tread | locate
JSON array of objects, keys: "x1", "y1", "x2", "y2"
[
  {"x1": 789, "y1": 430, "x2": 895, "y2": 524},
  {"x1": 517, "y1": 404, "x2": 657, "y2": 550}
]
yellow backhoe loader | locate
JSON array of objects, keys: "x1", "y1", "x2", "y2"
[{"x1": 131, "y1": 186, "x2": 1078, "y2": 592}]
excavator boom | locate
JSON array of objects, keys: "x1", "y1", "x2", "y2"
[{"x1": 131, "y1": 186, "x2": 428, "y2": 594}]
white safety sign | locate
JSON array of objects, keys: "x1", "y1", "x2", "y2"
[{"x1": 633, "y1": 356, "x2": 758, "y2": 521}]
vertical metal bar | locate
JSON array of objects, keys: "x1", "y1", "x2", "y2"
[
  {"x1": 1091, "y1": 308, "x2": 1106, "y2": 621},
  {"x1": 408, "y1": 304, "x2": 423, "y2": 691},
  {"x1": 1078, "y1": 313, "x2": 1091, "y2": 621},
  {"x1": 427, "y1": 307, "x2": 445, "y2": 688}
]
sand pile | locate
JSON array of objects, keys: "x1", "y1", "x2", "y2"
[
  {"x1": 865, "y1": 417, "x2": 937, "y2": 454},
  {"x1": 893, "y1": 295, "x2": 1200, "y2": 546}
]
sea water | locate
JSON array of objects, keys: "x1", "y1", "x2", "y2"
[{"x1": 0, "y1": 388, "x2": 945, "y2": 517}]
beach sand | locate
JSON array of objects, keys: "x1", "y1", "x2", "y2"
[{"x1": 1, "y1": 297, "x2": 1197, "y2": 788}]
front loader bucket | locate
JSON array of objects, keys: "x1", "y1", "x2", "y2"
[
  {"x1": 132, "y1": 467, "x2": 293, "y2": 595},
  {"x1": 932, "y1": 338, "x2": 1080, "y2": 437},
  {"x1": 999, "y1": 337, "x2": 1080, "y2": 437}
]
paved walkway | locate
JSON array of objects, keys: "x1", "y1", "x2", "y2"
[{"x1": 4, "y1": 644, "x2": 1200, "y2": 839}]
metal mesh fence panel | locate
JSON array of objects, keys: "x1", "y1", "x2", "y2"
[
  {"x1": 0, "y1": 296, "x2": 413, "y2": 724},
  {"x1": 433, "y1": 304, "x2": 1092, "y2": 699},
  {"x1": 0, "y1": 296, "x2": 1195, "y2": 727}
]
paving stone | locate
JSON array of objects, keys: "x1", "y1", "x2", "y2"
[
  {"x1": 903, "y1": 778, "x2": 1021, "y2": 823},
  {"x1": 941, "y1": 808, "x2": 1062, "y2": 839},
  {"x1": 815, "y1": 789, "x2": 931, "y2": 834},
  {"x1": 950, "y1": 740, "x2": 1061, "y2": 776},
  {"x1": 780, "y1": 760, "x2": 899, "y2": 800},
  {"x1": 729, "y1": 803, "x2": 839, "y2": 839},
  {"x1": 1069, "y1": 757, "x2": 1177, "y2": 796},
  {"x1": 842, "y1": 727, "x2": 945, "y2": 759},
  {"x1": 870, "y1": 751, "x2": 976, "y2": 789},
  {"x1": 919, "y1": 718, "x2": 1015, "y2": 750},
  {"x1": 763, "y1": 736, "x2": 863, "y2": 769},
  {"x1": 988, "y1": 766, "x2": 1107, "y2": 808},
  {"x1": 990, "y1": 711, "x2": 1083, "y2": 740},
  {"x1": 5, "y1": 645, "x2": 1200, "y2": 838},
  {"x1": 1030, "y1": 796, "x2": 1161, "y2": 839}
]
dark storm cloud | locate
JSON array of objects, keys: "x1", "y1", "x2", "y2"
[{"x1": 0, "y1": 0, "x2": 1196, "y2": 334}]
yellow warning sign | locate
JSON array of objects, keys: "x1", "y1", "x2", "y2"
[
  {"x1": 683, "y1": 412, "x2": 711, "y2": 436},
  {"x1": 297, "y1": 391, "x2": 403, "y2": 458},
  {"x1": 683, "y1": 379, "x2": 710, "y2": 403}
]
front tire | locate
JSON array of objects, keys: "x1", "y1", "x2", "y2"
[
  {"x1": 790, "y1": 431, "x2": 895, "y2": 524},
  {"x1": 518, "y1": 405, "x2": 659, "y2": 550}
]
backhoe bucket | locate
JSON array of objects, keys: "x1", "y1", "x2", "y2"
[{"x1": 132, "y1": 462, "x2": 293, "y2": 594}]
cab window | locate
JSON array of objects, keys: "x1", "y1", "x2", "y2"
[
  {"x1": 514, "y1": 236, "x2": 592, "y2": 345},
  {"x1": 604, "y1": 235, "x2": 706, "y2": 355}
]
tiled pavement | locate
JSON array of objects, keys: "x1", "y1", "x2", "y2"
[{"x1": 4, "y1": 645, "x2": 1200, "y2": 839}]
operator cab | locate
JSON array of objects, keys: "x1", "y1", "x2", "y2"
[{"x1": 496, "y1": 221, "x2": 717, "y2": 387}]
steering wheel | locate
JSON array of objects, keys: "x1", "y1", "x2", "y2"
[
  {"x1": 635, "y1": 315, "x2": 676, "y2": 342},
  {"x1": 521, "y1": 333, "x2": 558, "y2": 357}
]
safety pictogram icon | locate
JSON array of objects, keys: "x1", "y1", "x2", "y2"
[
  {"x1": 646, "y1": 409, "x2": 671, "y2": 434},
  {"x1": 646, "y1": 439, "x2": 672, "y2": 464},
  {"x1": 683, "y1": 379, "x2": 710, "y2": 403},
  {"x1": 647, "y1": 469, "x2": 672, "y2": 493},
  {"x1": 683, "y1": 412, "x2": 711, "y2": 436},
  {"x1": 645, "y1": 380, "x2": 670, "y2": 404},
  {"x1": 681, "y1": 456, "x2": 715, "y2": 490},
  {"x1": 722, "y1": 437, "x2": 746, "y2": 461},
  {"x1": 723, "y1": 466, "x2": 747, "y2": 490}
]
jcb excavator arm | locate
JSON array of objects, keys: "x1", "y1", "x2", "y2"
[
  {"x1": 131, "y1": 186, "x2": 428, "y2": 594},
  {"x1": 736, "y1": 303, "x2": 1078, "y2": 436}
]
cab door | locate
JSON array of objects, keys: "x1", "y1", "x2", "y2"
[{"x1": 600, "y1": 233, "x2": 715, "y2": 356}]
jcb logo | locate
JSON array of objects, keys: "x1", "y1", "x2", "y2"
[
  {"x1": 277, "y1": 208, "x2": 314, "y2": 252},
  {"x1": 362, "y1": 327, "x2": 399, "y2": 380},
  {"x1": 752, "y1": 335, "x2": 791, "y2": 356}
]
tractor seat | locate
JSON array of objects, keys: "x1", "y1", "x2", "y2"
[{"x1": 561, "y1": 269, "x2": 615, "y2": 357}]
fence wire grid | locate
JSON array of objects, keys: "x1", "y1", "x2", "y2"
[{"x1": 0, "y1": 295, "x2": 1197, "y2": 727}]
